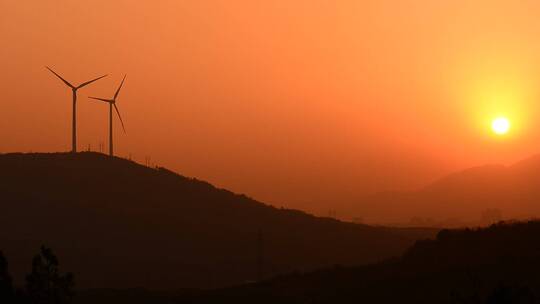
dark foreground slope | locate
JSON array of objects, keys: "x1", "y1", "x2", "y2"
[
  {"x1": 0, "y1": 152, "x2": 435, "y2": 289},
  {"x1": 179, "y1": 221, "x2": 540, "y2": 304}
]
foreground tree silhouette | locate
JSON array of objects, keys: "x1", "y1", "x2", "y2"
[
  {"x1": 0, "y1": 251, "x2": 15, "y2": 303},
  {"x1": 25, "y1": 246, "x2": 74, "y2": 304},
  {"x1": 485, "y1": 284, "x2": 536, "y2": 304}
]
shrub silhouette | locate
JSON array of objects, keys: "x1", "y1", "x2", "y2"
[
  {"x1": 25, "y1": 246, "x2": 74, "y2": 304},
  {"x1": 485, "y1": 284, "x2": 536, "y2": 304},
  {"x1": 0, "y1": 251, "x2": 14, "y2": 303},
  {"x1": 451, "y1": 283, "x2": 536, "y2": 304}
]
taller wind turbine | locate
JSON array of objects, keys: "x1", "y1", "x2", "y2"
[
  {"x1": 46, "y1": 67, "x2": 107, "y2": 153},
  {"x1": 88, "y1": 75, "x2": 127, "y2": 157}
]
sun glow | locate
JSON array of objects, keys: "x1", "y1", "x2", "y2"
[{"x1": 492, "y1": 117, "x2": 510, "y2": 135}]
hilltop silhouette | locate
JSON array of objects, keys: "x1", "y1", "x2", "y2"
[
  {"x1": 179, "y1": 221, "x2": 540, "y2": 304},
  {"x1": 0, "y1": 152, "x2": 435, "y2": 290},
  {"x1": 349, "y1": 154, "x2": 540, "y2": 226}
]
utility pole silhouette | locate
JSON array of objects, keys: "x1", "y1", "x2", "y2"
[
  {"x1": 257, "y1": 228, "x2": 264, "y2": 281},
  {"x1": 46, "y1": 67, "x2": 107, "y2": 153}
]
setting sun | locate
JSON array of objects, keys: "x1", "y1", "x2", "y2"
[{"x1": 492, "y1": 117, "x2": 510, "y2": 135}]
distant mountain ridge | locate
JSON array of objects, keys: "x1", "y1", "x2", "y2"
[
  {"x1": 0, "y1": 152, "x2": 436, "y2": 289},
  {"x1": 351, "y1": 154, "x2": 540, "y2": 226}
]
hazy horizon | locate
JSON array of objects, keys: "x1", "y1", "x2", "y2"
[{"x1": 4, "y1": 1, "x2": 540, "y2": 215}]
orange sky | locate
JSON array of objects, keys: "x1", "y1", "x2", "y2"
[{"x1": 3, "y1": 0, "x2": 540, "y2": 215}]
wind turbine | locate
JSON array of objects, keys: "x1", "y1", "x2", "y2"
[
  {"x1": 88, "y1": 75, "x2": 127, "y2": 157},
  {"x1": 46, "y1": 67, "x2": 107, "y2": 153}
]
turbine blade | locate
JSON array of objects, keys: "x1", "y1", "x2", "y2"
[
  {"x1": 88, "y1": 97, "x2": 113, "y2": 103},
  {"x1": 77, "y1": 74, "x2": 108, "y2": 89},
  {"x1": 46, "y1": 66, "x2": 74, "y2": 88},
  {"x1": 114, "y1": 104, "x2": 126, "y2": 133},
  {"x1": 114, "y1": 75, "x2": 127, "y2": 100}
]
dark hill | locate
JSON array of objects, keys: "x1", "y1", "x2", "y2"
[
  {"x1": 179, "y1": 221, "x2": 540, "y2": 304},
  {"x1": 350, "y1": 155, "x2": 540, "y2": 226},
  {"x1": 0, "y1": 152, "x2": 436, "y2": 289}
]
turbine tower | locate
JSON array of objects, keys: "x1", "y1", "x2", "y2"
[
  {"x1": 46, "y1": 67, "x2": 107, "y2": 153},
  {"x1": 88, "y1": 75, "x2": 127, "y2": 156}
]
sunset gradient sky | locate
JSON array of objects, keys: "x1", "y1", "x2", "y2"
[{"x1": 3, "y1": 1, "x2": 540, "y2": 214}]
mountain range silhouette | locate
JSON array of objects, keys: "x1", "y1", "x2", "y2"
[
  {"x1": 0, "y1": 152, "x2": 435, "y2": 290},
  {"x1": 349, "y1": 154, "x2": 540, "y2": 226}
]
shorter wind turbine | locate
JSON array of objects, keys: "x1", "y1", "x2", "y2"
[
  {"x1": 46, "y1": 67, "x2": 107, "y2": 153},
  {"x1": 89, "y1": 75, "x2": 127, "y2": 157}
]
